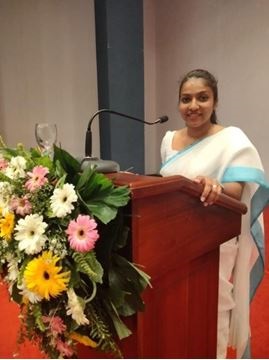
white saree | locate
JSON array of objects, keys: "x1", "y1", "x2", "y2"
[{"x1": 160, "y1": 126, "x2": 269, "y2": 358}]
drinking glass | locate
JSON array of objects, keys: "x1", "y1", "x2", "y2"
[{"x1": 35, "y1": 123, "x2": 57, "y2": 156}]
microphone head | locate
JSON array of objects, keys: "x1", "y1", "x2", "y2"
[{"x1": 159, "y1": 115, "x2": 169, "y2": 123}]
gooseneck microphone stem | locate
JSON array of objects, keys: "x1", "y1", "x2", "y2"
[
  {"x1": 85, "y1": 108, "x2": 168, "y2": 158},
  {"x1": 87, "y1": 109, "x2": 167, "y2": 130}
]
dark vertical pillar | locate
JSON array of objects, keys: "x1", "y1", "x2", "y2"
[{"x1": 94, "y1": 0, "x2": 144, "y2": 174}]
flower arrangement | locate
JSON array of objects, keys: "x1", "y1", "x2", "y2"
[{"x1": 0, "y1": 137, "x2": 150, "y2": 358}]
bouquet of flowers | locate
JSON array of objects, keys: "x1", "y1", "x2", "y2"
[{"x1": 0, "y1": 137, "x2": 150, "y2": 358}]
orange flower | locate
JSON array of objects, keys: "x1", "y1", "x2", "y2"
[{"x1": 70, "y1": 332, "x2": 97, "y2": 348}]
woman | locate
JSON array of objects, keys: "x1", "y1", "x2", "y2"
[{"x1": 160, "y1": 69, "x2": 269, "y2": 358}]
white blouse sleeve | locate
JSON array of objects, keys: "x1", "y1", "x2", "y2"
[{"x1": 160, "y1": 131, "x2": 174, "y2": 163}]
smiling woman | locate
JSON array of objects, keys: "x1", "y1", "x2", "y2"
[{"x1": 160, "y1": 69, "x2": 269, "y2": 358}]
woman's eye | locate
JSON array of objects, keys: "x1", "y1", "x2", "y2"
[
  {"x1": 181, "y1": 97, "x2": 191, "y2": 104},
  {"x1": 198, "y1": 95, "x2": 209, "y2": 102}
]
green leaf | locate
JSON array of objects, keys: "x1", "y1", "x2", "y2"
[
  {"x1": 77, "y1": 169, "x2": 114, "y2": 200},
  {"x1": 29, "y1": 147, "x2": 42, "y2": 157},
  {"x1": 53, "y1": 145, "x2": 81, "y2": 183},
  {"x1": 75, "y1": 164, "x2": 130, "y2": 224},
  {"x1": 54, "y1": 159, "x2": 67, "y2": 180},
  {"x1": 83, "y1": 201, "x2": 118, "y2": 224},
  {"x1": 67, "y1": 260, "x2": 81, "y2": 288},
  {"x1": 0, "y1": 147, "x2": 19, "y2": 158},
  {"x1": 102, "y1": 186, "x2": 130, "y2": 207},
  {"x1": 107, "y1": 254, "x2": 152, "y2": 316},
  {"x1": 77, "y1": 174, "x2": 130, "y2": 224},
  {"x1": 32, "y1": 304, "x2": 46, "y2": 332},
  {"x1": 114, "y1": 254, "x2": 152, "y2": 290},
  {"x1": 72, "y1": 251, "x2": 104, "y2": 284},
  {"x1": 103, "y1": 299, "x2": 132, "y2": 340},
  {"x1": 0, "y1": 171, "x2": 14, "y2": 183},
  {"x1": 77, "y1": 169, "x2": 129, "y2": 204},
  {"x1": 76, "y1": 166, "x2": 96, "y2": 195},
  {"x1": 34, "y1": 156, "x2": 54, "y2": 172}
]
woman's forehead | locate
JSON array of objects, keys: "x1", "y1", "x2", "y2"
[{"x1": 181, "y1": 78, "x2": 212, "y2": 94}]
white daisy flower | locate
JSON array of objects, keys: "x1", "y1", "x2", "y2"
[
  {"x1": 50, "y1": 183, "x2": 78, "y2": 218},
  {"x1": 17, "y1": 280, "x2": 42, "y2": 303},
  {"x1": 0, "y1": 181, "x2": 13, "y2": 213},
  {"x1": 14, "y1": 214, "x2": 48, "y2": 255},
  {"x1": 7, "y1": 257, "x2": 19, "y2": 282},
  {"x1": 5, "y1": 156, "x2": 27, "y2": 179},
  {"x1": 66, "y1": 288, "x2": 89, "y2": 325}
]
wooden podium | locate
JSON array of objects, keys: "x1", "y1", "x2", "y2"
[{"x1": 105, "y1": 172, "x2": 247, "y2": 359}]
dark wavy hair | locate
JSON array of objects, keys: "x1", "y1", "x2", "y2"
[{"x1": 179, "y1": 69, "x2": 218, "y2": 124}]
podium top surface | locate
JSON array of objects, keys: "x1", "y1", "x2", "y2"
[{"x1": 106, "y1": 172, "x2": 247, "y2": 215}]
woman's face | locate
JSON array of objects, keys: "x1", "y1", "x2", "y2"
[{"x1": 179, "y1": 77, "x2": 216, "y2": 128}]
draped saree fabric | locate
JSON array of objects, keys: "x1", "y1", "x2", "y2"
[{"x1": 160, "y1": 126, "x2": 269, "y2": 358}]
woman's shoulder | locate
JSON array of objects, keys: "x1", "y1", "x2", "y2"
[
  {"x1": 160, "y1": 130, "x2": 178, "y2": 159},
  {"x1": 223, "y1": 126, "x2": 250, "y2": 140},
  {"x1": 163, "y1": 130, "x2": 176, "y2": 138},
  {"x1": 161, "y1": 130, "x2": 176, "y2": 145},
  {"x1": 224, "y1": 126, "x2": 245, "y2": 135},
  {"x1": 222, "y1": 126, "x2": 257, "y2": 149}
]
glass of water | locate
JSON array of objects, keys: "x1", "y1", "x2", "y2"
[{"x1": 35, "y1": 123, "x2": 57, "y2": 156}]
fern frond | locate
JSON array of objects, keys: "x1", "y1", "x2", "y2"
[
  {"x1": 86, "y1": 303, "x2": 123, "y2": 358},
  {"x1": 32, "y1": 304, "x2": 46, "y2": 332},
  {"x1": 72, "y1": 251, "x2": 103, "y2": 284}
]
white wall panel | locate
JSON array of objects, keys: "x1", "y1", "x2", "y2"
[{"x1": 0, "y1": 0, "x2": 99, "y2": 158}]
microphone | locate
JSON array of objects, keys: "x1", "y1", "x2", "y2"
[
  {"x1": 85, "y1": 109, "x2": 168, "y2": 158},
  {"x1": 81, "y1": 108, "x2": 169, "y2": 173}
]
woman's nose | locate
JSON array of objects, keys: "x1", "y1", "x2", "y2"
[{"x1": 189, "y1": 99, "x2": 199, "y2": 110}]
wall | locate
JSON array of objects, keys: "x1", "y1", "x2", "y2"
[
  {"x1": 1, "y1": 0, "x2": 269, "y2": 174},
  {"x1": 0, "y1": 0, "x2": 99, "y2": 158},
  {"x1": 144, "y1": 0, "x2": 269, "y2": 175}
]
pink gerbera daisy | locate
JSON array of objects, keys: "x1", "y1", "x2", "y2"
[
  {"x1": 0, "y1": 157, "x2": 8, "y2": 170},
  {"x1": 66, "y1": 215, "x2": 99, "y2": 252},
  {"x1": 10, "y1": 195, "x2": 32, "y2": 216},
  {"x1": 25, "y1": 166, "x2": 49, "y2": 191}
]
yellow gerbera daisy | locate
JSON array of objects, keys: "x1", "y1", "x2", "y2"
[
  {"x1": 0, "y1": 211, "x2": 15, "y2": 241},
  {"x1": 24, "y1": 251, "x2": 70, "y2": 300},
  {"x1": 69, "y1": 332, "x2": 97, "y2": 348}
]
